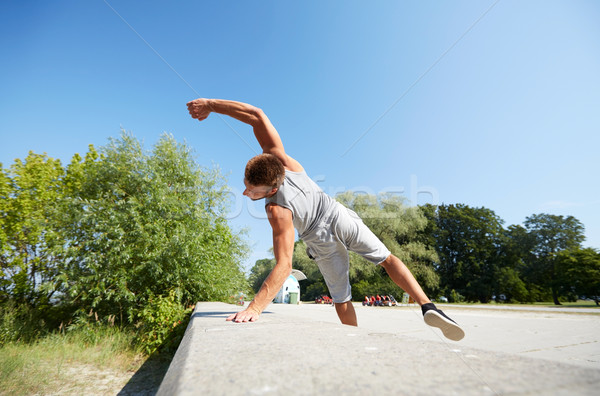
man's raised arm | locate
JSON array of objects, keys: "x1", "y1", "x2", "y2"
[{"x1": 187, "y1": 98, "x2": 285, "y2": 159}]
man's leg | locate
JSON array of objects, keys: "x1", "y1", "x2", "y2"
[
  {"x1": 379, "y1": 254, "x2": 431, "y2": 305},
  {"x1": 334, "y1": 301, "x2": 357, "y2": 326},
  {"x1": 380, "y1": 254, "x2": 464, "y2": 341},
  {"x1": 306, "y1": 234, "x2": 357, "y2": 327}
]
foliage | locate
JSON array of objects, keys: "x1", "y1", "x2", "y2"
[
  {"x1": 556, "y1": 248, "x2": 600, "y2": 305},
  {"x1": 0, "y1": 153, "x2": 65, "y2": 309},
  {"x1": 496, "y1": 225, "x2": 538, "y2": 302},
  {"x1": 422, "y1": 207, "x2": 590, "y2": 304},
  {"x1": 523, "y1": 214, "x2": 585, "y2": 304},
  {"x1": 0, "y1": 301, "x2": 45, "y2": 346},
  {"x1": 0, "y1": 132, "x2": 249, "y2": 351},
  {"x1": 423, "y1": 204, "x2": 505, "y2": 302},
  {"x1": 56, "y1": 132, "x2": 249, "y2": 324},
  {"x1": 134, "y1": 291, "x2": 193, "y2": 354},
  {"x1": 248, "y1": 258, "x2": 276, "y2": 293},
  {"x1": 0, "y1": 164, "x2": 9, "y2": 265},
  {"x1": 448, "y1": 289, "x2": 465, "y2": 303},
  {"x1": 494, "y1": 267, "x2": 528, "y2": 303},
  {"x1": 524, "y1": 214, "x2": 585, "y2": 256}
]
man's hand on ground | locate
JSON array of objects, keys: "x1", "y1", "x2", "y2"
[
  {"x1": 226, "y1": 307, "x2": 261, "y2": 323},
  {"x1": 186, "y1": 98, "x2": 212, "y2": 121}
]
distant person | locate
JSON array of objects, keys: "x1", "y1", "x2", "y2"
[{"x1": 187, "y1": 98, "x2": 464, "y2": 341}]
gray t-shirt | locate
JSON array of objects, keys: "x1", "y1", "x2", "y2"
[{"x1": 265, "y1": 170, "x2": 338, "y2": 238}]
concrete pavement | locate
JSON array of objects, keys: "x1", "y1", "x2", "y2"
[
  {"x1": 158, "y1": 302, "x2": 600, "y2": 395},
  {"x1": 267, "y1": 302, "x2": 600, "y2": 369}
]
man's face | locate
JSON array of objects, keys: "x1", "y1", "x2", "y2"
[{"x1": 243, "y1": 179, "x2": 277, "y2": 201}]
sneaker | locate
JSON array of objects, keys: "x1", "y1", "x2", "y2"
[{"x1": 422, "y1": 303, "x2": 465, "y2": 341}]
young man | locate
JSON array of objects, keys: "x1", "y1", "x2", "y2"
[{"x1": 187, "y1": 98, "x2": 464, "y2": 341}]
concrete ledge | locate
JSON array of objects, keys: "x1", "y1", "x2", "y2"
[{"x1": 157, "y1": 302, "x2": 600, "y2": 395}]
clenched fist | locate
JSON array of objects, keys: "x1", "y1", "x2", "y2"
[{"x1": 187, "y1": 98, "x2": 212, "y2": 121}]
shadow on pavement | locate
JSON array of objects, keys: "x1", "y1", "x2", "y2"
[
  {"x1": 191, "y1": 310, "x2": 274, "y2": 319},
  {"x1": 192, "y1": 310, "x2": 237, "y2": 319},
  {"x1": 117, "y1": 353, "x2": 172, "y2": 396}
]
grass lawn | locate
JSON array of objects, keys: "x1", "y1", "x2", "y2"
[
  {"x1": 443, "y1": 299, "x2": 599, "y2": 309},
  {"x1": 529, "y1": 300, "x2": 599, "y2": 308},
  {"x1": 0, "y1": 326, "x2": 172, "y2": 396}
]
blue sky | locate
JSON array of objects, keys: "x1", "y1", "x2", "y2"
[{"x1": 1, "y1": 1, "x2": 599, "y2": 272}]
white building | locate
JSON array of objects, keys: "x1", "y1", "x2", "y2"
[{"x1": 273, "y1": 269, "x2": 306, "y2": 304}]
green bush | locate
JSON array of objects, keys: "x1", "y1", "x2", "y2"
[
  {"x1": 1, "y1": 132, "x2": 249, "y2": 342},
  {"x1": 0, "y1": 302, "x2": 45, "y2": 346},
  {"x1": 134, "y1": 291, "x2": 193, "y2": 354},
  {"x1": 449, "y1": 289, "x2": 465, "y2": 303},
  {"x1": 0, "y1": 303, "x2": 21, "y2": 346},
  {"x1": 57, "y1": 133, "x2": 249, "y2": 325}
]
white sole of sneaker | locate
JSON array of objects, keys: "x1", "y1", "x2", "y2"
[{"x1": 424, "y1": 310, "x2": 465, "y2": 341}]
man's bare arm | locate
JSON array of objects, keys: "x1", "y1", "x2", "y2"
[
  {"x1": 187, "y1": 98, "x2": 302, "y2": 171},
  {"x1": 226, "y1": 204, "x2": 295, "y2": 322}
]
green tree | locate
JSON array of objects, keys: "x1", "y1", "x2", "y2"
[
  {"x1": 57, "y1": 132, "x2": 249, "y2": 323},
  {"x1": 427, "y1": 204, "x2": 505, "y2": 303},
  {"x1": 494, "y1": 225, "x2": 537, "y2": 302},
  {"x1": 523, "y1": 214, "x2": 585, "y2": 305},
  {"x1": 0, "y1": 152, "x2": 65, "y2": 308},
  {"x1": 248, "y1": 258, "x2": 275, "y2": 293},
  {"x1": 0, "y1": 164, "x2": 10, "y2": 295},
  {"x1": 556, "y1": 248, "x2": 600, "y2": 305},
  {"x1": 495, "y1": 267, "x2": 528, "y2": 303}
]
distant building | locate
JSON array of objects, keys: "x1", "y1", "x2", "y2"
[{"x1": 273, "y1": 270, "x2": 306, "y2": 304}]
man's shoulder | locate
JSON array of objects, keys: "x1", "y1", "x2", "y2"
[
  {"x1": 265, "y1": 203, "x2": 293, "y2": 228},
  {"x1": 265, "y1": 202, "x2": 292, "y2": 214}
]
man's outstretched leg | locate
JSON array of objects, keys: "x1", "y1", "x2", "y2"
[
  {"x1": 334, "y1": 301, "x2": 358, "y2": 326},
  {"x1": 379, "y1": 254, "x2": 430, "y2": 305},
  {"x1": 380, "y1": 254, "x2": 465, "y2": 341}
]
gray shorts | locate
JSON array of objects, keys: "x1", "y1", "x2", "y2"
[{"x1": 302, "y1": 203, "x2": 391, "y2": 303}]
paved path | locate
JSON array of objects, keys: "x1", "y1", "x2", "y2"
[
  {"x1": 266, "y1": 302, "x2": 600, "y2": 369},
  {"x1": 158, "y1": 302, "x2": 600, "y2": 396}
]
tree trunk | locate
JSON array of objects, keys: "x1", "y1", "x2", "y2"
[{"x1": 552, "y1": 286, "x2": 561, "y2": 305}]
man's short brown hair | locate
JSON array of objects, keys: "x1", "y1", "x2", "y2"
[{"x1": 245, "y1": 153, "x2": 285, "y2": 188}]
